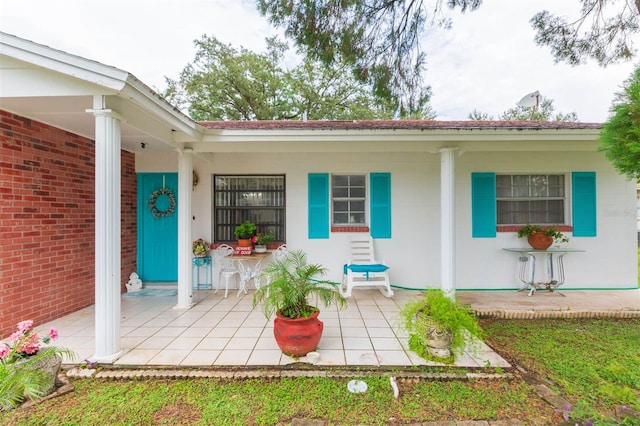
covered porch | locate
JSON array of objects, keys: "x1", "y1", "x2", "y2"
[
  {"x1": 46, "y1": 289, "x2": 505, "y2": 368},
  {"x1": 43, "y1": 288, "x2": 640, "y2": 369}
]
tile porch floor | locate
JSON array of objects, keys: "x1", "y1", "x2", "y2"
[{"x1": 41, "y1": 289, "x2": 509, "y2": 369}]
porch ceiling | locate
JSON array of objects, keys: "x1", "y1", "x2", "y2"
[
  {"x1": 0, "y1": 31, "x2": 199, "y2": 154},
  {"x1": 0, "y1": 95, "x2": 179, "y2": 153}
]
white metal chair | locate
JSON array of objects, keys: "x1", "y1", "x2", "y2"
[
  {"x1": 213, "y1": 244, "x2": 239, "y2": 298},
  {"x1": 236, "y1": 257, "x2": 265, "y2": 296},
  {"x1": 341, "y1": 235, "x2": 393, "y2": 298},
  {"x1": 273, "y1": 243, "x2": 288, "y2": 261}
]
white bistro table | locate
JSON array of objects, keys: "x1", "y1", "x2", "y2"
[
  {"x1": 503, "y1": 248, "x2": 585, "y2": 296},
  {"x1": 227, "y1": 252, "x2": 272, "y2": 295}
]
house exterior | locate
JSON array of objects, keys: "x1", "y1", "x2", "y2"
[{"x1": 1, "y1": 32, "x2": 637, "y2": 362}]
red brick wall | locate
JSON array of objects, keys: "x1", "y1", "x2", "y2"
[
  {"x1": 0, "y1": 110, "x2": 136, "y2": 337},
  {"x1": 121, "y1": 151, "x2": 137, "y2": 292}
]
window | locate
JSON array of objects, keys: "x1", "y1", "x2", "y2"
[
  {"x1": 214, "y1": 175, "x2": 285, "y2": 243},
  {"x1": 496, "y1": 174, "x2": 565, "y2": 225},
  {"x1": 332, "y1": 174, "x2": 366, "y2": 225}
]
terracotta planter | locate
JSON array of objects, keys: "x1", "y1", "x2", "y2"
[
  {"x1": 527, "y1": 232, "x2": 553, "y2": 250},
  {"x1": 237, "y1": 238, "x2": 253, "y2": 247},
  {"x1": 273, "y1": 310, "x2": 323, "y2": 356}
]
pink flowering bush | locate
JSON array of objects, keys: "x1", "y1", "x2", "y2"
[
  {"x1": 1, "y1": 320, "x2": 74, "y2": 409},
  {"x1": 0, "y1": 320, "x2": 59, "y2": 364}
]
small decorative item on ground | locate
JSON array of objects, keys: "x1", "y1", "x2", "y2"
[
  {"x1": 192, "y1": 238, "x2": 210, "y2": 257},
  {"x1": 1, "y1": 320, "x2": 75, "y2": 410},
  {"x1": 397, "y1": 289, "x2": 483, "y2": 363},
  {"x1": 517, "y1": 224, "x2": 568, "y2": 250}
]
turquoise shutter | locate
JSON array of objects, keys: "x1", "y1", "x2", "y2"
[
  {"x1": 370, "y1": 173, "x2": 391, "y2": 238},
  {"x1": 572, "y1": 172, "x2": 597, "y2": 236},
  {"x1": 308, "y1": 173, "x2": 329, "y2": 239},
  {"x1": 471, "y1": 172, "x2": 496, "y2": 238}
]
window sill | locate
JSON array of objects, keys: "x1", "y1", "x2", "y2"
[
  {"x1": 331, "y1": 226, "x2": 370, "y2": 233},
  {"x1": 497, "y1": 225, "x2": 573, "y2": 233}
]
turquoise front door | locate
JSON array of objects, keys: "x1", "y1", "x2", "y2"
[{"x1": 137, "y1": 173, "x2": 178, "y2": 281}]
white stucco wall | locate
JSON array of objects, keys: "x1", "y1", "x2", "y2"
[{"x1": 136, "y1": 148, "x2": 638, "y2": 292}]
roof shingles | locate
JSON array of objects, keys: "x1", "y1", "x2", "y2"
[{"x1": 198, "y1": 120, "x2": 602, "y2": 131}]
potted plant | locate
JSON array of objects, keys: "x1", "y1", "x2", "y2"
[
  {"x1": 252, "y1": 249, "x2": 347, "y2": 357},
  {"x1": 397, "y1": 289, "x2": 483, "y2": 363},
  {"x1": 252, "y1": 230, "x2": 275, "y2": 253},
  {"x1": 517, "y1": 224, "x2": 569, "y2": 250},
  {"x1": 192, "y1": 238, "x2": 210, "y2": 257},
  {"x1": 234, "y1": 220, "x2": 257, "y2": 247},
  {"x1": 0, "y1": 320, "x2": 75, "y2": 409}
]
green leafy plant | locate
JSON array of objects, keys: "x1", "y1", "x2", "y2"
[
  {"x1": 516, "y1": 224, "x2": 568, "y2": 244},
  {"x1": 253, "y1": 230, "x2": 275, "y2": 245},
  {"x1": 253, "y1": 249, "x2": 346, "y2": 319},
  {"x1": 233, "y1": 220, "x2": 257, "y2": 239},
  {"x1": 398, "y1": 289, "x2": 483, "y2": 362}
]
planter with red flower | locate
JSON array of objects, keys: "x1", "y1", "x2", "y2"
[{"x1": 253, "y1": 230, "x2": 275, "y2": 253}]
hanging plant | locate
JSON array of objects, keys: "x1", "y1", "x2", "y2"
[{"x1": 148, "y1": 188, "x2": 175, "y2": 218}]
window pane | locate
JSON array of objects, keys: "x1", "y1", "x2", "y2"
[
  {"x1": 350, "y1": 200, "x2": 365, "y2": 212},
  {"x1": 333, "y1": 175, "x2": 348, "y2": 187},
  {"x1": 350, "y1": 175, "x2": 365, "y2": 186},
  {"x1": 334, "y1": 200, "x2": 348, "y2": 212},
  {"x1": 350, "y1": 213, "x2": 365, "y2": 224},
  {"x1": 331, "y1": 174, "x2": 367, "y2": 226},
  {"x1": 333, "y1": 187, "x2": 348, "y2": 198},
  {"x1": 350, "y1": 188, "x2": 366, "y2": 198},
  {"x1": 496, "y1": 174, "x2": 566, "y2": 225},
  {"x1": 334, "y1": 212, "x2": 348, "y2": 224},
  {"x1": 214, "y1": 175, "x2": 285, "y2": 243}
]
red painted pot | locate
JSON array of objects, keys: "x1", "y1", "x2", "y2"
[
  {"x1": 527, "y1": 232, "x2": 553, "y2": 250},
  {"x1": 273, "y1": 310, "x2": 323, "y2": 356}
]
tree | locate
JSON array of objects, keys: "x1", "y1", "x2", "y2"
[
  {"x1": 257, "y1": 0, "x2": 639, "y2": 104},
  {"x1": 599, "y1": 66, "x2": 640, "y2": 180},
  {"x1": 531, "y1": 1, "x2": 639, "y2": 67},
  {"x1": 468, "y1": 109, "x2": 494, "y2": 120},
  {"x1": 500, "y1": 98, "x2": 579, "y2": 121},
  {"x1": 164, "y1": 35, "x2": 435, "y2": 121},
  {"x1": 256, "y1": 0, "x2": 468, "y2": 117},
  {"x1": 467, "y1": 97, "x2": 579, "y2": 121}
]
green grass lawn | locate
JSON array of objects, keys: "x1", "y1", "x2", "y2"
[
  {"x1": 482, "y1": 318, "x2": 640, "y2": 425},
  {"x1": 2, "y1": 319, "x2": 638, "y2": 425}
]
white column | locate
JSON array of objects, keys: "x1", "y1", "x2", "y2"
[
  {"x1": 175, "y1": 149, "x2": 193, "y2": 309},
  {"x1": 440, "y1": 147, "x2": 458, "y2": 299},
  {"x1": 88, "y1": 101, "x2": 122, "y2": 362}
]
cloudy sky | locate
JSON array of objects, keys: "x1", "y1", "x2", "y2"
[{"x1": 0, "y1": 0, "x2": 637, "y2": 122}]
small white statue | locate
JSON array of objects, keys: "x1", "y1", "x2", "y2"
[{"x1": 126, "y1": 272, "x2": 142, "y2": 293}]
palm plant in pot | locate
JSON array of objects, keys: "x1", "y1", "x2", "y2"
[
  {"x1": 398, "y1": 289, "x2": 483, "y2": 363},
  {"x1": 253, "y1": 249, "x2": 346, "y2": 357}
]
